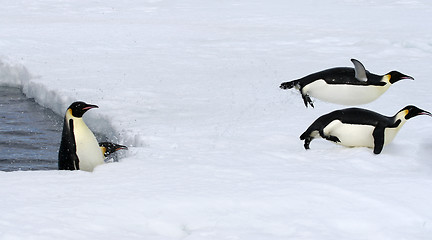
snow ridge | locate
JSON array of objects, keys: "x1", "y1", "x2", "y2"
[
  {"x1": 0, "y1": 59, "x2": 31, "y2": 88},
  {"x1": 0, "y1": 59, "x2": 137, "y2": 148}
]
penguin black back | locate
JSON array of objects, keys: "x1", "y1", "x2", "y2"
[{"x1": 294, "y1": 68, "x2": 384, "y2": 86}]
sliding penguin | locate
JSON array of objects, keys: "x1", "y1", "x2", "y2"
[
  {"x1": 300, "y1": 105, "x2": 431, "y2": 154},
  {"x1": 99, "y1": 142, "x2": 128, "y2": 158},
  {"x1": 58, "y1": 101, "x2": 105, "y2": 171},
  {"x1": 280, "y1": 59, "x2": 414, "y2": 107}
]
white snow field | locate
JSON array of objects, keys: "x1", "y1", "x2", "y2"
[{"x1": 1, "y1": 0, "x2": 432, "y2": 239}]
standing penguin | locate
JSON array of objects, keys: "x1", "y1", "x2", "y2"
[
  {"x1": 300, "y1": 105, "x2": 431, "y2": 154},
  {"x1": 280, "y1": 59, "x2": 414, "y2": 107},
  {"x1": 58, "y1": 101, "x2": 104, "y2": 171}
]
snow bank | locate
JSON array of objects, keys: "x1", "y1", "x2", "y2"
[
  {"x1": 0, "y1": 58, "x2": 139, "y2": 147},
  {"x1": 0, "y1": 59, "x2": 31, "y2": 88}
]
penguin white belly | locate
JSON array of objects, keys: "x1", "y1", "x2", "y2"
[
  {"x1": 323, "y1": 120, "x2": 375, "y2": 148},
  {"x1": 73, "y1": 119, "x2": 104, "y2": 172},
  {"x1": 323, "y1": 120, "x2": 404, "y2": 148},
  {"x1": 303, "y1": 80, "x2": 390, "y2": 105}
]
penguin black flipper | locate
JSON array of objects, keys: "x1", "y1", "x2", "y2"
[
  {"x1": 68, "y1": 119, "x2": 80, "y2": 170},
  {"x1": 372, "y1": 125, "x2": 385, "y2": 154},
  {"x1": 323, "y1": 134, "x2": 340, "y2": 143},
  {"x1": 58, "y1": 119, "x2": 79, "y2": 170},
  {"x1": 351, "y1": 59, "x2": 367, "y2": 82}
]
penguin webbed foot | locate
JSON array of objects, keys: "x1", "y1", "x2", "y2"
[
  {"x1": 303, "y1": 138, "x2": 312, "y2": 150},
  {"x1": 302, "y1": 94, "x2": 314, "y2": 108}
]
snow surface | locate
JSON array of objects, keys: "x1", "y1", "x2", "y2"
[{"x1": 1, "y1": 0, "x2": 432, "y2": 239}]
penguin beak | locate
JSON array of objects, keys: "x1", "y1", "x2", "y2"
[
  {"x1": 402, "y1": 75, "x2": 414, "y2": 80},
  {"x1": 82, "y1": 104, "x2": 98, "y2": 111},
  {"x1": 116, "y1": 145, "x2": 128, "y2": 151},
  {"x1": 418, "y1": 110, "x2": 432, "y2": 117}
]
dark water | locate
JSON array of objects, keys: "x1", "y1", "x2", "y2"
[
  {"x1": 0, "y1": 87, "x2": 62, "y2": 171},
  {"x1": 0, "y1": 87, "x2": 115, "y2": 171}
]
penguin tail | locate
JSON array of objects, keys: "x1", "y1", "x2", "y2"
[
  {"x1": 279, "y1": 80, "x2": 299, "y2": 90},
  {"x1": 299, "y1": 131, "x2": 309, "y2": 140}
]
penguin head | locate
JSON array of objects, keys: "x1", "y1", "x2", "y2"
[
  {"x1": 401, "y1": 105, "x2": 432, "y2": 120},
  {"x1": 99, "y1": 142, "x2": 128, "y2": 157},
  {"x1": 68, "y1": 101, "x2": 98, "y2": 118},
  {"x1": 387, "y1": 71, "x2": 414, "y2": 84}
]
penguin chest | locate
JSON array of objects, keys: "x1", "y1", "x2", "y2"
[
  {"x1": 382, "y1": 127, "x2": 402, "y2": 145},
  {"x1": 323, "y1": 120, "x2": 400, "y2": 148},
  {"x1": 302, "y1": 80, "x2": 390, "y2": 105},
  {"x1": 72, "y1": 119, "x2": 104, "y2": 171}
]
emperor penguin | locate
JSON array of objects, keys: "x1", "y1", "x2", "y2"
[
  {"x1": 280, "y1": 59, "x2": 414, "y2": 107},
  {"x1": 99, "y1": 142, "x2": 128, "y2": 158},
  {"x1": 58, "y1": 101, "x2": 105, "y2": 171},
  {"x1": 300, "y1": 105, "x2": 431, "y2": 154}
]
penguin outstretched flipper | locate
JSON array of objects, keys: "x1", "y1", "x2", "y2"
[{"x1": 351, "y1": 59, "x2": 368, "y2": 82}]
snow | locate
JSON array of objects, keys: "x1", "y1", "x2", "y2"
[{"x1": 1, "y1": 0, "x2": 432, "y2": 239}]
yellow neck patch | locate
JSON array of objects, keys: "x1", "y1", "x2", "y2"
[
  {"x1": 383, "y1": 74, "x2": 391, "y2": 84},
  {"x1": 100, "y1": 147, "x2": 107, "y2": 156}
]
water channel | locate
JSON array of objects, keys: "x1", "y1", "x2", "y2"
[{"x1": 0, "y1": 86, "x2": 108, "y2": 171}]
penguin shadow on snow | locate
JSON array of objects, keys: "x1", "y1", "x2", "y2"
[{"x1": 58, "y1": 101, "x2": 128, "y2": 172}]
